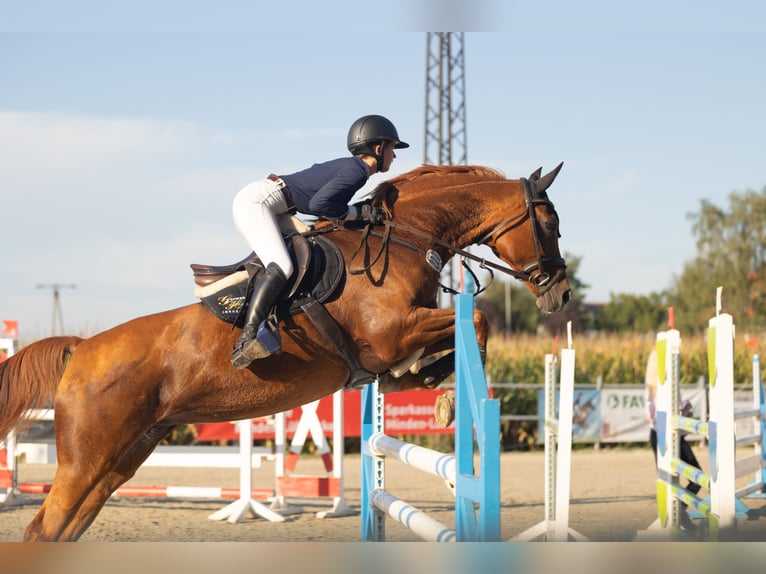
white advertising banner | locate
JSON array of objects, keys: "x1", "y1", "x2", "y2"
[
  {"x1": 537, "y1": 385, "x2": 717, "y2": 444},
  {"x1": 599, "y1": 388, "x2": 648, "y2": 443},
  {"x1": 600, "y1": 386, "x2": 706, "y2": 443}
]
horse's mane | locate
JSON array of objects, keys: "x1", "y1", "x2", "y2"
[
  {"x1": 312, "y1": 164, "x2": 507, "y2": 231},
  {"x1": 370, "y1": 164, "x2": 506, "y2": 206}
]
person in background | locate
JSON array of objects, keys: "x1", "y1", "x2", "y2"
[
  {"x1": 230, "y1": 115, "x2": 409, "y2": 369},
  {"x1": 645, "y1": 346, "x2": 701, "y2": 530}
]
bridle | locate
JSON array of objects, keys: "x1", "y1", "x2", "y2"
[
  {"x1": 474, "y1": 177, "x2": 566, "y2": 293},
  {"x1": 337, "y1": 177, "x2": 566, "y2": 295}
]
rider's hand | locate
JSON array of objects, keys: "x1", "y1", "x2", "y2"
[{"x1": 360, "y1": 203, "x2": 385, "y2": 225}]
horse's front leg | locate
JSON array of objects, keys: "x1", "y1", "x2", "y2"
[
  {"x1": 377, "y1": 306, "x2": 489, "y2": 391},
  {"x1": 397, "y1": 306, "x2": 488, "y2": 358}
]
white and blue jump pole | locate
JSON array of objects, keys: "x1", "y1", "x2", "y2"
[{"x1": 743, "y1": 354, "x2": 766, "y2": 499}]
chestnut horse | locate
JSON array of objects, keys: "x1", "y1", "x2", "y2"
[{"x1": 0, "y1": 163, "x2": 570, "y2": 541}]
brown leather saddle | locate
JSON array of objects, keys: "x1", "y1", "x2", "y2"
[
  {"x1": 190, "y1": 234, "x2": 344, "y2": 326},
  {"x1": 189, "y1": 219, "x2": 377, "y2": 388}
]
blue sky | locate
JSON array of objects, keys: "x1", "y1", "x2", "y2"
[{"x1": 1, "y1": 1, "x2": 764, "y2": 339}]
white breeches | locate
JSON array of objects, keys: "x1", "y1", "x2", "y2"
[{"x1": 232, "y1": 178, "x2": 294, "y2": 278}]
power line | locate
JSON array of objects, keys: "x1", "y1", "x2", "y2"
[{"x1": 36, "y1": 283, "x2": 76, "y2": 336}]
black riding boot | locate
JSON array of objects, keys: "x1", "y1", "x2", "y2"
[{"x1": 231, "y1": 263, "x2": 288, "y2": 369}]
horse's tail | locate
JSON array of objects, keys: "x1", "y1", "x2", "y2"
[{"x1": 0, "y1": 336, "x2": 82, "y2": 440}]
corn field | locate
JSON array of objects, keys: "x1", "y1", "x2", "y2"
[
  {"x1": 485, "y1": 331, "x2": 757, "y2": 386},
  {"x1": 485, "y1": 331, "x2": 759, "y2": 449}
]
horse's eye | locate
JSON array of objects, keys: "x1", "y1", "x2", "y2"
[{"x1": 544, "y1": 220, "x2": 558, "y2": 233}]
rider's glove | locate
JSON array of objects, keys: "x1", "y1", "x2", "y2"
[{"x1": 360, "y1": 203, "x2": 385, "y2": 225}]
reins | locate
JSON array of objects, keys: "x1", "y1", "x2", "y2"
[{"x1": 310, "y1": 177, "x2": 566, "y2": 295}]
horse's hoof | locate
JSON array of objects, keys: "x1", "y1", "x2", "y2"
[
  {"x1": 433, "y1": 390, "x2": 456, "y2": 428},
  {"x1": 377, "y1": 376, "x2": 400, "y2": 394}
]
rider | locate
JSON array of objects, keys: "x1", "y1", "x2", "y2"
[{"x1": 230, "y1": 114, "x2": 409, "y2": 369}]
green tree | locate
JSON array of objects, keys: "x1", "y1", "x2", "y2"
[
  {"x1": 541, "y1": 252, "x2": 589, "y2": 335},
  {"x1": 670, "y1": 186, "x2": 766, "y2": 332},
  {"x1": 668, "y1": 259, "x2": 721, "y2": 332},
  {"x1": 476, "y1": 253, "x2": 588, "y2": 335},
  {"x1": 477, "y1": 251, "x2": 590, "y2": 335},
  {"x1": 597, "y1": 292, "x2": 668, "y2": 333},
  {"x1": 477, "y1": 278, "x2": 539, "y2": 334}
]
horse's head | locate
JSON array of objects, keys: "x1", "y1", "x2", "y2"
[
  {"x1": 483, "y1": 163, "x2": 571, "y2": 314},
  {"x1": 358, "y1": 163, "x2": 571, "y2": 314}
]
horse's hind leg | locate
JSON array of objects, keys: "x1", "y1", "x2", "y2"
[
  {"x1": 25, "y1": 425, "x2": 170, "y2": 541},
  {"x1": 56, "y1": 425, "x2": 173, "y2": 541},
  {"x1": 57, "y1": 425, "x2": 172, "y2": 541},
  {"x1": 24, "y1": 470, "x2": 120, "y2": 542},
  {"x1": 24, "y1": 392, "x2": 170, "y2": 541},
  {"x1": 24, "y1": 459, "x2": 120, "y2": 542}
]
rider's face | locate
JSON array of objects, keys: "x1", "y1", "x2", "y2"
[{"x1": 376, "y1": 142, "x2": 396, "y2": 173}]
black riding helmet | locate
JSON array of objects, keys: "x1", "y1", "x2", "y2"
[{"x1": 347, "y1": 115, "x2": 409, "y2": 171}]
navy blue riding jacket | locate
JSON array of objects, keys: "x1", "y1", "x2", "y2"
[{"x1": 280, "y1": 156, "x2": 369, "y2": 219}]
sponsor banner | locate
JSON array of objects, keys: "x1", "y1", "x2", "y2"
[
  {"x1": 538, "y1": 386, "x2": 711, "y2": 444},
  {"x1": 599, "y1": 386, "x2": 706, "y2": 444},
  {"x1": 601, "y1": 389, "x2": 650, "y2": 443},
  {"x1": 571, "y1": 388, "x2": 601, "y2": 442},
  {"x1": 194, "y1": 389, "x2": 453, "y2": 442},
  {"x1": 734, "y1": 390, "x2": 759, "y2": 438},
  {"x1": 536, "y1": 388, "x2": 600, "y2": 444},
  {"x1": 600, "y1": 388, "x2": 649, "y2": 443}
]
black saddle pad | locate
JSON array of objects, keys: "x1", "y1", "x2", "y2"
[{"x1": 199, "y1": 236, "x2": 345, "y2": 327}]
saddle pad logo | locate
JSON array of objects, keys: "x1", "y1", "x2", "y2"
[{"x1": 217, "y1": 294, "x2": 245, "y2": 313}]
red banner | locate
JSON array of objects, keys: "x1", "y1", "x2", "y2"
[{"x1": 194, "y1": 389, "x2": 453, "y2": 442}]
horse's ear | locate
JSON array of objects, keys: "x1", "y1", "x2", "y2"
[
  {"x1": 529, "y1": 167, "x2": 543, "y2": 181},
  {"x1": 533, "y1": 162, "x2": 564, "y2": 192}
]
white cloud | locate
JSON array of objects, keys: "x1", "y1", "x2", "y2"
[
  {"x1": 0, "y1": 110, "x2": 254, "y2": 336},
  {"x1": 2, "y1": 221, "x2": 245, "y2": 337},
  {"x1": 0, "y1": 110, "x2": 201, "y2": 170}
]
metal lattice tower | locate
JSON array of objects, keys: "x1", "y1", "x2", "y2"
[
  {"x1": 424, "y1": 33, "x2": 467, "y2": 166},
  {"x1": 425, "y1": 33, "x2": 468, "y2": 304}
]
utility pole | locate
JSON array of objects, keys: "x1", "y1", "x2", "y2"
[
  {"x1": 424, "y1": 32, "x2": 468, "y2": 305},
  {"x1": 36, "y1": 283, "x2": 76, "y2": 335}
]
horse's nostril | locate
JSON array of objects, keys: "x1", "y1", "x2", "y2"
[{"x1": 562, "y1": 289, "x2": 572, "y2": 306}]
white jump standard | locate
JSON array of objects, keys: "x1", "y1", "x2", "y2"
[
  {"x1": 511, "y1": 322, "x2": 586, "y2": 541},
  {"x1": 643, "y1": 288, "x2": 750, "y2": 539}
]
